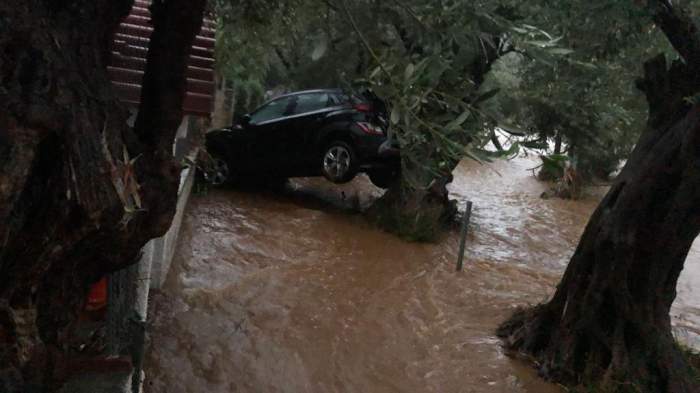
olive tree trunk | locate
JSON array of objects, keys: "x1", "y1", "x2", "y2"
[
  {"x1": 367, "y1": 20, "x2": 504, "y2": 241},
  {"x1": 498, "y1": 3, "x2": 700, "y2": 391},
  {"x1": 0, "y1": 0, "x2": 205, "y2": 390},
  {"x1": 367, "y1": 162, "x2": 457, "y2": 242}
]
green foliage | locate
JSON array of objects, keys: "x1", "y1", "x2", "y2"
[
  {"x1": 480, "y1": 1, "x2": 676, "y2": 180},
  {"x1": 331, "y1": 0, "x2": 577, "y2": 189},
  {"x1": 212, "y1": 0, "x2": 694, "y2": 202},
  {"x1": 213, "y1": 0, "x2": 309, "y2": 111},
  {"x1": 538, "y1": 153, "x2": 568, "y2": 181},
  {"x1": 232, "y1": 79, "x2": 265, "y2": 115}
]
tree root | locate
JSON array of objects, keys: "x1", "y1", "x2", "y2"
[
  {"x1": 498, "y1": 305, "x2": 700, "y2": 393},
  {"x1": 366, "y1": 178, "x2": 457, "y2": 241}
]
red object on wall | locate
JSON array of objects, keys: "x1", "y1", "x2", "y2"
[
  {"x1": 86, "y1": 277, "x2": 108, "y2": 311},
  {"x1": 109, "y1": 0, "x2": 215, "y2": 116}
]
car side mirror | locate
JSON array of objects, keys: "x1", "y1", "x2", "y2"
[{"x1": 233, "y1": 114, "x2": 251, "y2": 127}]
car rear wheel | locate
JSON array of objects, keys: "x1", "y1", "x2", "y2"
[
  {"x1": 206, "y1": 157, "x2": 230, "y2": 186},
  {"x1": 321, "y1": 141, "x2": 357, "y2": 183}
]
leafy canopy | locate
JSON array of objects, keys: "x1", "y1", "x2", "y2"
[{"x1": 213, "y1": 0, "x2": 687, "y2": 188}]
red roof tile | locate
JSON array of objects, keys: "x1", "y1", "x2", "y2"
[{"x1": 110, "y1": 0, "x2": 215, "y2": 116}]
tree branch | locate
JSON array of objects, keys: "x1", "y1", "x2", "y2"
[
  {"x1": 133, "y1": 0, "x2": 207, "y2": 157},
  {"x1": 273, "y1": 46, "x2": 292, "y2": 71},
  {"x1": 648, "y1": 0, "x2": 700, "y2": 69},
  {"x1": 321, "y1": 0, "x2": 339, "y2": 12},
  {"x1": 341, "y1": 0, "x2": 393, "y2": 82},
  {"x1": 391, "y1": 0, "x2": 425, "y2": 28}
]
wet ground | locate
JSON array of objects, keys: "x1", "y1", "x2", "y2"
[{"x1": 144, "y1": 156, "x2": 700, "y2": 393}]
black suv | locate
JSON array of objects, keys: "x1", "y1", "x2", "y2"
[{"x1": 204, "y1": 89, "x2": 400, "y2": 188}]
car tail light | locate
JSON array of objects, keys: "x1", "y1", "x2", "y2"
[
  {"x1": 353, "y1": 103, "x2": 371, "y2": 112},
  {"x1": 356, "y1": 122, "x2": 384, "y2": 135}
]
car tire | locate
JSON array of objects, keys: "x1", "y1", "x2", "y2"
[
  {"x1": 194, "y1": 165, "x2": 208, "y2": 185},
  {"x1": 321, "y1": 141, "x2": 357, "y2": 184},
  {"x1": 205, "y1": 156, "x2": 232, "y2": 186},
  {"x1": 368, "y1": 168, "x2": 399, "y2": 189}
]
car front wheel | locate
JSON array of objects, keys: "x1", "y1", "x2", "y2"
[
  {"x1": 321, "y1": 141, "x2": 357, "y2": 183},
  {"x1": 206, "y1": 156, "x2": 231, "y2": 186}
]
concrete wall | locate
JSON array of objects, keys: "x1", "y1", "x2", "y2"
[
  {"x1": 146, "y1": 165, "x2": 196, "y2": 289},
  {"x1": 211, "y1": 74, "x2": 235, "y2": 129}
]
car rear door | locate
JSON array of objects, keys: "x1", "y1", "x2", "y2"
[{"x1": 282, "y1": 92, "x2": 337, "y2": 171}]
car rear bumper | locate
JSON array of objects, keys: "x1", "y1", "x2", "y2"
[
  {"x1": 378, "y1": 140, "x2": 400, "y2": 158},
  {"x1": 355, "y1": 137, "x2": 400, "y2": 172}
]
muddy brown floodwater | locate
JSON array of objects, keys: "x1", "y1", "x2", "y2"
[{"x1": 144, "y1": 157, "x2": 700, "y2": 393}]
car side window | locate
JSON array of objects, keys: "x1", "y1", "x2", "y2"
[
  {"x1": 291, "y1": 93, "x2": 329, "y2": 115},
  {"x1": 249, "y1": 96, "x2": 293, "y2": 124},
  {"x1": 327, "y1": 94, "x2": 340, "y2": 107},
  {"x1": 332, "y1": 93, "x2": 352, "y2": 105}
]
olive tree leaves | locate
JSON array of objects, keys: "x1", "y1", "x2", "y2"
[{"x1": 212, "y1": 0, "x2": 663, "y2": 188}]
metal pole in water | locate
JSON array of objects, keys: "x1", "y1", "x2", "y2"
[{"x1": 456, "y1": 201, "x2": 473, "y2": 271}]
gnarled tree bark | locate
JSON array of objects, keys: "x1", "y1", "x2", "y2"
[
  {"x1": 0, "y1": 0, "x2": 205, "y2": 390},
  {"x1": 498, "y1": 2, "x2": 700, "y2": 391}
]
